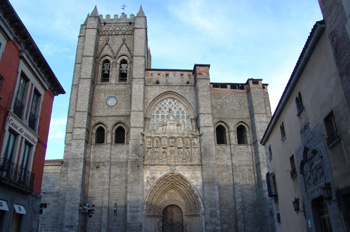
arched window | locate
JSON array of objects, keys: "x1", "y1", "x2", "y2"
[
  {"x1": 95, "y1": 126, "x2": 105, "y2": 144},
  {"x1": 115, "y1": 126, "x2": 125, "y2": 144},
  {"x1": 216, "y1": 125, "x2": 227, "y2": 144},
  {"x1": 119, "y1": 59, "x2": 128, "y2": 82},
  {"x1": 150, "y1": 98, "x2": 191, "y2": 131},
  {"x1": 237, "y1": 125, "x2": 248, "y2": 144},
  {"x1": 101, "y1": 59, "x2": 111, "y2": 82}
]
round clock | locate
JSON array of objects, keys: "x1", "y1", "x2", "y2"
[{"x1": 106, "y1": 96, "x2": 117, "y2": 107}]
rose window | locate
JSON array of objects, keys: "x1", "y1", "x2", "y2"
[{"x1": 150, "y1": 98, "x2": 191, "y2": 131}]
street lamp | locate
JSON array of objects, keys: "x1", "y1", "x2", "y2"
[
  {"x1": 79, "y1": 203, "x2": 95, "y2": 232},
  {"x1": 79, "y1": 203, "x2": 95, "y2": 218},
  {"x1": 292, "y1": 197, "x2": 304, "y2": 215}
]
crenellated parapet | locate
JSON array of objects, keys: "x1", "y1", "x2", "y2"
[
  {"x1": 99, "y1": 13, "x2": 135, "y2": 35},
  {"x1": 99, "y1": 13, "x2": 135, "y2": 22},
  {"x1": 145, "y1": 69, "x2": 194, "y2": 85},
  {"x1": 210, "y1": 79, "x2": 268, "y2": 94}
]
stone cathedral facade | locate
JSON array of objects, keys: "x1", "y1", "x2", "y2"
[{"x1": 40, "y1": 6, "x2": 274, "y2": 232}]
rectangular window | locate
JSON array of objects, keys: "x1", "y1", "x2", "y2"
[
  {"x1": 13, "y1": 74, "x2": 28, "y2": 119},
  {"x1": 268, "y1": 145, "x2": 273, "y2": 160},
  {"x1": 266, "y1": 172, "x2": 278, "y2": 197},
  {"x1": 280, "y1": 122, "x2": 286, "y2": 141},
  {"x1": 20, "y1": 142, "x2": 31, "y2": 171},
  {"x1": 10, "y1": 209, "x2": 23, "y2": 232},
  {"x1": 296, "y1": 92, "x2": 304, "y2": 116},
  {"x1": 3, "y1": 131, "x2": 17, "y2": 161},
  {"x1": 290, "y1": 155, "x2": 297, "y2": 179},
  {"x1": 0, "y1": 33, "x2": 7, "y2": 62},
  {"x1": 0, "y1": 75, "x2": 3, "y2": 98},
  {"x1": 20, "y1": 142, "x2": 31, "y2": 182},
  {"x1": 324, "y1": 111, "x2": 340, "y2": 147},
  {"x1": 28, "y1": 90, "x2": 40, "y2": 131}
]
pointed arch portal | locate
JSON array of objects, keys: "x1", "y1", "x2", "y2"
[{"x1": 143, "y1": 172, "x2": 203, "y2": 232}]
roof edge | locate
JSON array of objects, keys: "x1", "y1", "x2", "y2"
[
  {"x1": 261, "y1": 20, "x2": 325, "y2": 145},
  {"x1": 0, "y1": 0, "x2": 65, "y2": 95}
]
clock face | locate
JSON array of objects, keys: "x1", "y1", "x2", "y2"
[{"x1": 106, "y1": 96, "x2": 117, "y2": 107}]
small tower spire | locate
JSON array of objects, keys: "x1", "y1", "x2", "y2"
[
  {"x1": 91, "y1": 6, "x2": 98, "y2": 16},
  {"x1": 137, "y1": 5, "x2": 145, "y2": 17}
]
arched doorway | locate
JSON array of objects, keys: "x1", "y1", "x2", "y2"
[
  {"x1": 162, "y1": 205, "x2": 183, "y2": 232},
  {"x1": 143, "y1": 173, "x2": 203, "y2": 232}
]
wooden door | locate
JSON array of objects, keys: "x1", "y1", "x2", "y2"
[{"x1": 162, "y1": 205, "x2": 183, "y2": 232}]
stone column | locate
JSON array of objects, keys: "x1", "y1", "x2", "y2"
[
  {"x1": 126, "y1": 6, "x2": 147, "y2": 232},
  {"x1": 194, "y1": 64, "x2": 221, "y2": 231}
]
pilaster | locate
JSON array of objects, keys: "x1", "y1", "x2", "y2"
[
  {"x1": 126, "y1": 7, "x2": 147, "y2": 231},
  {"x1": 61, "y1": 12, "x2": 100, "y2": 232},
  {"x1": 194, "y1": 64, "x2": 221, "y2": 231},
  {"x1": 247, "y1": 79, "x2": 274, "y2": 231}
]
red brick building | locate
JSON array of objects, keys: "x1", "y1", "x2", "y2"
[{"x1": 0, "y1": 0, "x2": 65, "y2": 231}]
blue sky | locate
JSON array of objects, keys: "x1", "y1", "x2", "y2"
[{"x1": 10, "y1": 0, "x2": 322, "y2": 160}]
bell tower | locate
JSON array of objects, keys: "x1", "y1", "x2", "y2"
[{"x1": 60, "y1": 6, "x2": 150, "y2": 231}]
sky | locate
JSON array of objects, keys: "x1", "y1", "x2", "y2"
[{"x1": 9, "y1": 0, "x2": 323, "y2": 160}]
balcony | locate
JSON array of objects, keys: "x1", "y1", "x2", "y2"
[
  {"x1": 13, "y1": 99, "x2": 24, "y2": 119},
  {"x1": 0, "y1": 158, "x2": 34, "y2": 191}
]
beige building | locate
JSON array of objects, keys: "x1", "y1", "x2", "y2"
[
  {"x1": 39, "y1": 6, "x2": 275, "y2": 232},
  {"x1": 261, "y1": 20, "x2": 350, "y2": 232}
]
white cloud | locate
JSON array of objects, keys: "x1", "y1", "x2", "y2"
[{"x1": 48, "y1": 118, "x2": 67, "y2": 139}]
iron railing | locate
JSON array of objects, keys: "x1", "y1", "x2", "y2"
[{"x1": 0, "y1": 158, "x2": 34, "y2": 191}]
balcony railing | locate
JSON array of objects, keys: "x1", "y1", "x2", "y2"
[
  {"x1": 28, "y1": 113, "x2": 38, "y2": 131},
  {"x1": 0, "y1": 158, "x2": 34, "y2": 191},
  {"x1": 13, "y1": 99, "x2": 24, "y2": 119}
]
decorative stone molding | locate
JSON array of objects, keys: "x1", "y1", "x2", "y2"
[
  {"x1": 143, "y1": 131, "x2": 200, "y2": 165},
  {"x1": 100, "y1": 23, "x2": 134, "y2": 35}
]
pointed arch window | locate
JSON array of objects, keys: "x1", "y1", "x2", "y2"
[
  {"x1": 115, "y1": 126, "x2": 125, "y2": 144},
  {"x1": 119, "y1": 59, "x2": 128, "y2": 82},
  {"x1": 101, "y1": 59, "x2": 111, "y2": 82},
  {"x1": 216, "y1": 125, "x2": 227, "y2": 144},
  {"x1": 237, "y1": 125, "x2": 248, "y2": 144},
  {"x1": 95, "y1": 126, "x2": 105, "y2": 144}
]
